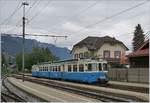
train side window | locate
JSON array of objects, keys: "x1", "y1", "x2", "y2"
[
  {"x1": 103, "y1": 63, "x2": 107, "y2": 71},
  {"x1": 79, "y1": 64, "x2": 84, "y2": 72},
  {"x1": 54, "y1": 67, "x2": 56, "y2": 71},
  {"x1": 58, "y1": 66, "x2": 61, "y2": 71},
  {"x1": 68, "y1": 65, "x2": 72, "y2": 72},
  {"x1": 88, "y1": 64, "x2": 92, "y2": 71},
  {"x1": 55, "y1": 67, "x2": 57, "y2": 71},
  {"x1": 73, "y1": 65, "x2": 77, "y2": 72},
  {"x1": 92, "y1": 63, "x2": 97, "y2": 71},
  {"x1": 99, "y1": 63, "x2": 102, "y2": 71}
]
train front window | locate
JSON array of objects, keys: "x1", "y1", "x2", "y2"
[
  {"x1": 99, "y1": 63, "x2": 102, "y2": 71},
  {"x1": 73, "y1": 65, "x2": 77, "y2": 72},
  {"x1": 79, "y1": 64, "x2": 84, "y2": 72},
  {"x1": 103, "y1": 63, "x2": 107, "y2": 71},
  {"x1": 68, "y1": 65, "x2": 72, "y2": 72},
  {"x1": 88, "y1": 63, "x2": 97, "y2": 71}
]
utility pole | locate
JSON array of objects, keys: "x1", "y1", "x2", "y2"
[{"x1": 22, "y1": 2, "x2": 29, "y2": 82}]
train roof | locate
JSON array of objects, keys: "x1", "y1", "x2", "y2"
[{"x1": 36, "y1": 58, "x2": 107, "y2": 65}]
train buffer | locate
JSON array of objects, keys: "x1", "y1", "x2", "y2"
[{"x1": 7, "y1": 77, "x2": 100, "y2": 102}]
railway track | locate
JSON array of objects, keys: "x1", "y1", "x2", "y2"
[
  {"x1": 15, "y1": 73, "x2": 149, "y2": 93},
  {"x1": 1, "y1": 76, "x2": 27, "y2": 102},
  {"x1": 11, "y1": 74, "x2": 143, "y2": 102},
  {"x1": 95, "y1": 83, "x2": 148, "y2": 94}
]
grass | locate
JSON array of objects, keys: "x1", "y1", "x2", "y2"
[{"x1": 1, "y1": 67, "x2": 12, "y2": 76}]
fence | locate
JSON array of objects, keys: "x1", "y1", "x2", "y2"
[{"x1": 108, "y1": 68, "x2": 149, "y2": 83}]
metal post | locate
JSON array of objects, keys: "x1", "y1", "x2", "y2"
[{"x1": 22, "y1": 2, "x2": 29, "y2": 82}]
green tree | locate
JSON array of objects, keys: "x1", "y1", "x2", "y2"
[
  {"x1": 132, "y1": 24, "x2": 145, "y2": 51},
  {"x1": 2, "y1": 52, "x2": 8, "y2": 67},
  {"x1": 16, "y1": 47, "x2": 59, "y2": 72}
]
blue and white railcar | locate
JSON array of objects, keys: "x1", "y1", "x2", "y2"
[{"x1": 32, "y1": 59, "x2": 109, "y2": 84}]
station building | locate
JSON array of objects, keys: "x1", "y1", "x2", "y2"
[{"x1": 71, "y1": 36, "x2": 129, "y2": 65}]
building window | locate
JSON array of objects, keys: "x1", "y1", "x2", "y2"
[
  {"x1": 114, "y1": 51, "x2": 121, "y2": 58},
  {"x1": 73, "y1": 65, "x2": 77, "y2": 72},
  {"x1": 79, "y1": 64, "x2": 84, "y2": 72},
  {"x1": 103, "y1": 50, "x2": 110, "y2": 58},
  {"x1": 74, "y1": 54, "x2": 76, "y2": 59},
  {"x1": 68, "y1": 65, "x2": 72, "y2": 72},
  {"x1": 84, "y1": 52, "x2": 89, "y2": 58},
  {"x1": 74, "y1": 54, "x2": 78, "y2": 59},
  {"x1": 79, "y1": 53, "x2": 83, "y2": 58},
  {"x1": 81, "y1": 53, "x2": 84, "y2": 58},
  {"x1": 76, "y1": 54, "x2": 79, "y2": 59}
]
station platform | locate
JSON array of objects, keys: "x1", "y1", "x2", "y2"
[
  {"x1": 108, "y1": 81, "x2": 149, "y2": 88},
  {"x1": 29, "y1": 77, "x2": 149, "y2": 101},
  {"x1": 7, "y1": 77, "x2": 99, "y2": 102}
]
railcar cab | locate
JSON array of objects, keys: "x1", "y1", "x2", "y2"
[
  {"x1": 80, "y1": 59, "x2": 108, "y2": 72},
  {"x1": 87, "y1": 62, "x2": 108, "y2": 72},
  {"x1": 32, "y1": 65, "x2": 39, "y2": 72},
  {"x1": 64, "y1": 59, "x2": 108, "y2": 72}
]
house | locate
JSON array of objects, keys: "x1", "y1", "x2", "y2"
[
  {"x1": 71, "y1": 36, "x2": 129, "y2": 65},
  {"x1": 127, "y1": 40, "x2": 149, "y2": 68}
]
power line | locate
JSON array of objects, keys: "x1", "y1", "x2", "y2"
[
  {"x1": 2, "y1": 1, "x2": 40, "y2": 34},
  {"x1": 27, "y1": 1, "x2": 52, "y2": 25},
  {"x1": 2, "y1": 33, "x2": 68, "y2": 38},
  {"x1": 0, "y1": 1, "x2": 22, "y2": 25},
  {"x1": 26, "y1": 1, "x2": 100, "y2": 36},
  {"x1": 50, "y1": 1, "x2": 100, "y2": 29},
  {"x1": 25, "y1": 0, "x2": 39, "y2": 15},
  {"x1": 72, "y1": 1, "x2": 148, "y2": 34}
]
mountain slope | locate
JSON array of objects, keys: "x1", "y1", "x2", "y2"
[{"x1": 1, "y1": 35, "x2": 72, "y2": 60}]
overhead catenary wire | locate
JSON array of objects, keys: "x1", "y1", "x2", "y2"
[
  {"x1": 26, "y1": 1, "x2": 100, "y2": 37},
  {"x1": 2, "y1": 33, "x2": 67, "y2": 38},
  {"x1": 1, "y1": 0, "x2": 149, "y2": 48},
  {"x1": 2, "y1": 0, "x2": 40, "y2": 34},
  {"x1": 25, "y1": 0, "x2": 39, "y2": 15},
  {"x1": 49, "y1": 0, "x2": 100, "y2": 29},
  {"x1": 71, "y1": 1, "x2": 149, "y2": 34},
  {"x1": 0, "y1": 1, "x2": 22, "y2": 25},
  {"x1": 27, "y1": 1, "x2": 52, "y2": 25}
]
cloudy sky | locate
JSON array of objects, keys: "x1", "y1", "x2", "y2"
[{"x1": 0, "y1": 0, "x2": 150, "y2": 50}]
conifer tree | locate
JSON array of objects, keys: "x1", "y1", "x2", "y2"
[{"x1": 132, "y1": 24, "x2": 145, "y2": 51}]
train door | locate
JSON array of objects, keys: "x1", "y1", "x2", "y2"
[
  {"x1": 62, "y1": 64, "x2": 65, "y2": 72},
  {"x1": 99, "y1": 63, "x2": 102, "y2": 71}
]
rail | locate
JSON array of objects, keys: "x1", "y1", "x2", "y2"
[
  {"x1": 12, "y1": 74, "x2": 144, "y2": 102},
  {"x1": 1, "y1": 76, "x2": 27, "y2": 102}
]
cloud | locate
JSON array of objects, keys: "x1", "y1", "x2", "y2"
[{"x1": 1, "y1": 0, "x2": 149, "y2": 51}]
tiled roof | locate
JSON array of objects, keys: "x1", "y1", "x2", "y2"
[
  {"x1": 128, "y1": 48, "x2": 149, "y2": 57},
  {"x1": 72, "y1": 36, "x2": 129, "y2": 51},
  {"x1": 128, "y1": 40, "x2": 149, "y2": 57}
]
